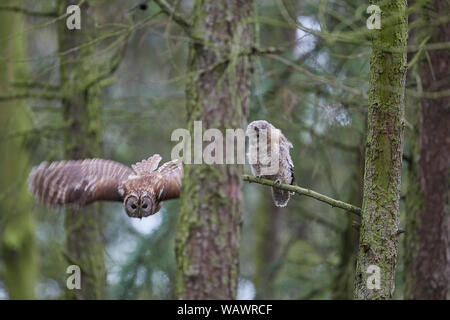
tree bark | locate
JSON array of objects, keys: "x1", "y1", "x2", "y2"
[
  {"x1": 57, "y1": 0, "x2": 106, "y2": 299},
  {"x1": 175, "y1": 0, "x2": 253, "y2": 299},
  {"x1": 354, "y1": 0, "x2": 407, "y2": 299},
  {"x1": 0, "y1": 0, "x2": 37, "y2": 299},
  {"x1": 404, "y1": 0, "x2": 449, "y2": 300}
]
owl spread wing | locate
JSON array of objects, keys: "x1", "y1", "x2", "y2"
[
  {"x1": 154, "y1": 159, "x2": 184, "y2": 201},
  {"x1": 28, "y1": 159, "x2": 134, "y2": 207},
  {"x1": 131, "y1": 154, "x2": 162, "y2": 175}
]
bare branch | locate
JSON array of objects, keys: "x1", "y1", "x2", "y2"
[
  {"x1": 85, "y1": 37, "x2": 129, "y2": 90},
  {"x1": 152, "y1": 0, "x2": 191, "y2": 35},
  {"x1": 12, "y1": 81, "x2": 60, "y2": 91},
  {"x1": 0, "y1": 125, "x2": 67, "y2": 142},
  {"x1": 243, "y1": 175, "x2": 362, "y2": 216},
  {"x1": 0, "y1": 92, "x2": 63, "y2": 102},
  {"x1": 268, "y1": 54, "x2": 366, "y2": 98},
  {"x1": 406, "y1": 88, "x2": 450, "y2": 99},
  {"x1": 0, "y1": 5, "x2": 57, "y2": 18},
  {"x1": 409, "y1": 41, "x2": 450, "y2": 52}
]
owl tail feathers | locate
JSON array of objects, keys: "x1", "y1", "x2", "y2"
[{"x1": 271, "y1": 187, "x2": 290, "y2": 207}]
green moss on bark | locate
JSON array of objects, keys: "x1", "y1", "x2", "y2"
[
  {"x1": 175, "y1": 0, "x2": 253, "y2": 299},
  {"x1": 0, "y1": 0, "x2": 37, "y2": 300},
  {"x1": 354, "y1": 0, "x2": 407, "y2": 300},
  {"x1": 57, "y1": 0, "x2": 106, "y2": 299}
]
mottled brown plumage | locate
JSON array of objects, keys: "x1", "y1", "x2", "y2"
[
  {"x1": 28, "y1": 154, "x2": 183, "y2": 218},
  {"x1": 246, "y1": 120, "x2": 295, "y2": 207}
]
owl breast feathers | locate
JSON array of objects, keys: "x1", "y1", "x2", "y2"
[
  {"x1": 28, "y1": 154, "x2": 183, "y2": 218},
  {"x1": 246, "y1": 120, "x2": 295, "y2": 207}
]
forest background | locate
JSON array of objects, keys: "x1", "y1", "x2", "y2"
[{"x1": 0, "y1": 0, "x2": 448, "y2": 300}]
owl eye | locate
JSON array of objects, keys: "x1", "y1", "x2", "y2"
[
  {"x1": 140, "y1": 196, "x2": 153, "y2": 216},
  {"x1": 125, "y1": 196, "x2": 139, "y2": 216}
]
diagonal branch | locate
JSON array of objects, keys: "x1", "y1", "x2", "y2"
[
  {"x1": 12, "y1": 81, "x2": 60, "y2": 91},
  {"x1": 0, "y1": 92, "x2": 63, "y2": 102},
  {"x1": 243, "y1": 175, "x2": 362, "y2": 216},
  {"x1": 152, "y1": 0, "x2": 191, "y2": 35}
]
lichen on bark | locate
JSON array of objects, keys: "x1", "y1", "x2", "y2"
[
  {"x1": 57, "y1": 0, "x2": 106, "y2": 299},
  {"x1": 0, "y1": 0, "x2": 37, "y2": 299},
  {"x1": 175, "y1": 0, "x2": 253, "y2": 299},
  {"x1": 354, "y1": 0, "x2": 407, "y2": 299}
]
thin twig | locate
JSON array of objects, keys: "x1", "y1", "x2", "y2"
[{"x1": 152, "y1": 0, "x2": 191, "y2": 35}]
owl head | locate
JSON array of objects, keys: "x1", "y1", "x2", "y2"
[
  {"x1": 246, "y1": 120, "x2": 280, "y2": 148},
  {"x1": 123, "y1": 191, "x2": 155, "y2": 218},
  {"x1": 246, "y1": 120, "x2": 290, "y2": 148},
  {"x1": 246, "y1": 120, "x2": 273, "y2": 137}
]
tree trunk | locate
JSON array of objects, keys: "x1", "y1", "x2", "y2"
[
  {"x1": 0, "y1": 0, "x2": 37, "y2": 299},
  {"x1": 354, "y1": 0, "x2": 407, "y2": 299},
  {"x1": 175, "y1": 0, "x2": 253, "y2": 299},
  {"x1": 404, "y1": 0, "x2": 449, "y2": 300},
  {"x1": 57, "y1": 0, "x2": 106, "y2": 299}
]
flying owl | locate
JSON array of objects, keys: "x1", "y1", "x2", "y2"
[
  {"x1": 28, "y1": 154, "x2": 183, "y2": 218},
  {"x1": 246, "y1": 120, "x2": 295, "y2": 207}
]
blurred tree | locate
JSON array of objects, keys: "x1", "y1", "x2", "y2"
[
  {"x1": 254, "y1": 196, "x2": 281, "y2": 299},
  {"x1": 332, "y1": 146, "x2": 362, "y2": 299},
  {"x1": 0, "y1": 0, "x2": 37, "y2": 299},
  {"x1": 404, "y1": 0, "x2": 449, "y2": 300},
  {"x1": 174, "y1": 0, "x2": 254, "y2": 299},
  {"x1": 57, "y1": 0, "x2": 106, "y2": 299},
  {"x1": 354, "y1": 0, "x2": 407, "y2": 299}
]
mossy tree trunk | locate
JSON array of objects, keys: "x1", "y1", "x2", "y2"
[
  {"x1": 354, "y1": 0, "x2": 407, "y2": 299},
  {"x1": 175, "y1": 1, "x2": 253, "y2": 299},
  {"x1": 404, "y1": 0, "x2": 449, "y2": 300},
  {"x1": 57, "y1": 0, "x2": 106, "y2": 299},
  {"x1": 0, "y1": 0, "x2": 37, "y2": 300}
]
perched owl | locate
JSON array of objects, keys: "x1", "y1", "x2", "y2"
[
  {"x1": 28, "y1": 154, "x2": 183, "y2": 218},
  {"x1": 246, "y1": 120, "x2": 295, "y2": 207}
]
